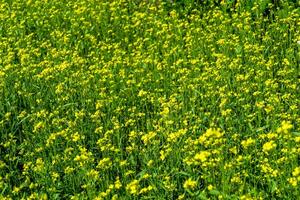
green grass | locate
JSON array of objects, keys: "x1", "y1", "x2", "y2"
[{"x1": 0, "y1": 0, "x2": 299, "y2": 199}]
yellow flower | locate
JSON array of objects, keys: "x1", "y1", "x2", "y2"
[
  {"x1": 139, "y1": 185, "x2": 153, "y2": 194},
  {"x1": 51, "y1": 172, "x2": 60, "y2": 181},
  {"x1": 71, "y1": 132, "x2": 81, "y2": 142},
  {"x1": 86, "y1": 169, "x2": 99, "y2": 180},
  {"x1": 114, "y1": 177, "x2": 122, "y2": 189},
  {"x1": 141, "y1": 131, "x2": 156, "y2": 145},
  {"x1": 241, "y1": 138, "x2": 255, "y2": 149},
  {"x1": 33, "y1": 158, "x2": 44, "y2": 172},
  {"x1": 64, "y1": 166, "x2": 75, "y2": 174},
  {"x1": 194, "y1": 151, "x2": 211, "y2": 162},
  {"x1": 177, "y1": 194, "x2": 185, "y2": 200},
  {"x1": 126, "y1": 180, "x2": 139, "y2": 195},
  {"x1": 96, "y1": 158, "x2": 112, "y2": 169},
  {"x1": 277, "y1": 121, "x2": 293, "y2": 134},
  {"x1": 292, "y1": 167, "x2": 300, "y2": 177},
  {"x1": 160, "y1": 107, "x2": 169, "y2": 117},
  {"x1": 147, "y1": 160, "x2": 154, "y2": 167},
  {"x1": 207, "y1": 184, "x2": 214, "y2": 191},
  {"x1": 12, "y1": 186, "x2": 20, "y2": 194},
  {"x1": 240, "y1": 195, "x2": 253, "y2": 200},
  {"x1": 33, "y1": 121, "x2": 45, "y2": 133},
  {"x1": 183, "y1": 178, "x2": 197, "y2": 190},
  {"x1": 217, "y1": 39, "x2": 225, "y2": 45},
  {"x1": 138, "y1": 89, "x2": 147, "y2": 97},
  {"x1": 231, "y1": 175, "x2": 241, "y2": 184},
  {"x1": 288, "y1": 177, "x2": 297, "y2": 187},
  {"x1": 262, "y1": 141, "x2": 276, "y2": 152}
]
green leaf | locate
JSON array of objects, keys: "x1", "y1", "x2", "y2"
[
  {"x1": 209, "y1": 189, "x2": 220, "y2": 196},
  {"x1": 292, "y1": 132, "x2": 300, "y2": 136},
  {"x1": 197, "y1": 192, "x2": 208, "y2": 200}
]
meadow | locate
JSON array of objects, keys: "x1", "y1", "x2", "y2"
[{"x1": 0, "y1": 0, "x2": 299, "y2": 199}]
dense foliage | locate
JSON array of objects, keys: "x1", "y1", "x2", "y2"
[{"x1": 0, "y1": 0, "x2": 299, "y2": 199}]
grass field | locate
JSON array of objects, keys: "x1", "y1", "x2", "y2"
[{"x1": 0, "y1": 0, "x2": 299, "y2": 199}]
